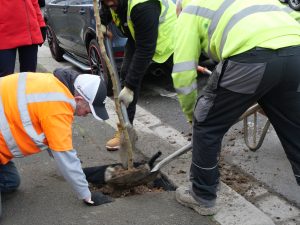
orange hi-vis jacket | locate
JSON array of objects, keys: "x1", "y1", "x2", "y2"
[{"x1": 0, "y1": 72, "x2": 75, "y2": 165}]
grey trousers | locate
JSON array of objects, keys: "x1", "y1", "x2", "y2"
[{"x1": 191, "y1": 46, "x2": 300, "y2": 200}]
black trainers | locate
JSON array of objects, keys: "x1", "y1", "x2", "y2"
[{"x1": 176, "y1": 186, "x2": 219, "y2": 216}]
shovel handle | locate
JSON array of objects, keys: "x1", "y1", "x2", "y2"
[
  {"x1": 121, "y1": 102, "x2": 131, "y2": 127},
  {"x1": 197, "y1": 66, "x2": 212, "y2": 75},
  {"x1": 150, "y1": 143, "x2": 192, "y2": 172}
]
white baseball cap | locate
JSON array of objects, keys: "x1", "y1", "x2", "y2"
[{"x1": 74, "y1": 74, "x2": 109, "y2": 121}]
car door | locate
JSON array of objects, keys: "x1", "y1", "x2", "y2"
[
  {"x1": 67, "y1": 0, "x2": 92, "y2": 56},
  {"x1": 46, "y1": 0, "x2": 70, "y2": 49}
]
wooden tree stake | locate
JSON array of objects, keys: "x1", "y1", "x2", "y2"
[{"x1": 93, "y1": 0, "x2": 134, "y2": 170}]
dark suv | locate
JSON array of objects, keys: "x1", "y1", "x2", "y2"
[{"x1": 44, "y1": 0, "x2": 126, "y2": 76}]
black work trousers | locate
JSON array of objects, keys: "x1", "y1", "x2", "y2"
[
  {"x1": 0, "y1": 45, "x2": 38, "y2": 77},
  {"x1": 191, "y1": 46, "x2": 300, "y2": 201}
]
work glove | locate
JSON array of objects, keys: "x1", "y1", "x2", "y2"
[
  {"x1": 40, "y1": 26, "x2": 47, "y2": 46},
  {"x1": 84, "y1": 192, "x2": 113, "y2": 206},
  {"x1": 119, "y1": 86, "x2": 134, "y2": 107}
]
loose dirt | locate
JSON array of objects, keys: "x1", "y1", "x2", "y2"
[{"x1": 91, "y1": 182, "x2": 165, "y2": 198}]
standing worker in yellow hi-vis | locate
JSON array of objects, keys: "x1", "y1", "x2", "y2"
[
  {"x1": 0, "y1": 69, "x2": 113, "y2": 217},
  {"x1": 101, "y1": 0, "x2": 177, "y2": 151},
  {"x1": 172, "y1": 0, "x2": 300, "y2": 216}
]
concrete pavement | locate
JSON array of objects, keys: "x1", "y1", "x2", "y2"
[
  {"x1": 0, "y1": 117, "x2": 215, "y2": 225},
  {"x1": 2, "y1": 45, "x2": 299, "y2": 225}
]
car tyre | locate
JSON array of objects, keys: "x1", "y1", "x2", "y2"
[
  {"x1": 288, "y1": 0, "x2": 300, "y2": 10},
  {"x1": 46, "y1": 25, "x2": 65, "y2": 62},
  {"x1": 88, "y1": 39, "x2": 113, "y2": 96}
]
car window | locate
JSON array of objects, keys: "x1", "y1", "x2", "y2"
[{"x1": 49, "y1": 0, "x2": 67, "y2": 5}]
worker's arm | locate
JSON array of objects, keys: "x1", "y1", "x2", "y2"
[
  {"x1": 124, "y1": 0, "x2": 160, "y2": 90},
  {"x1": 41, "y1": 108, "x2": 112, "y2": 205},
  {"x1": 41, "y1": 106, "x2": 90, "y2": 199},
  {"x1": 120, "y1": 37, "x2": 135, "y2": 87},
  {"x1": 172, "y1": 7, "x2": 202, "y2": 122},
  {"x1": 51, "y1": 149, "x2": 113, "y2": 206},
  {"x1": 51, "y1": 149, "x2": 91, "y2": 200}
]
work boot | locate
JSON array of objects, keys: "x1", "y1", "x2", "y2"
[
  {"x1": 176, "y1": 186, "x2": 219, "y2": 216},
  {"x1": 106, "y1": 124, "x2": 121, "y2": 151}
]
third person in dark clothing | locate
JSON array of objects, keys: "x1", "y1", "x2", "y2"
[{"x1": 102, "y1": 0, "x2": 177, "y2": 151}]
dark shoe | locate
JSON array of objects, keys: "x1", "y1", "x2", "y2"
[{"x1": 176, "y1": 186, "x2": 219, "y2": 216}]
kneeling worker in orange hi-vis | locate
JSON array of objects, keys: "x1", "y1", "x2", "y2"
[{"x1": 0, "y1": 68, "x2": 113, "y2": 217}]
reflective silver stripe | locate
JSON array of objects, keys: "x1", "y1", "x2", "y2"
[
  {"x1": 172, "y1": 61, "x2": 198, "y2": 73},
  {"x1": 182, "y1": 5, "x2": 215, "y2": 18},
  {"x1": 159, "y1": 0, "x2": 169, "y2": 23},
  {"x1": 18, "y1": 73, "x2": 48, "y2": 151},
  {"x1": 27, "y1": 93, "x2": 76, "y2": 109},
  {"x1": 175, "y1": 82, "x2": 197, "y2": 95},
  {"x1": 219, "y1": 5, "x2": 282, "y2": 56},
  {"x1": 207, "y1": 0, "x2": 236, "y2": 59},
  {"x1": 0, "y1": 79, "x2": 23, "y2": 157},
  {"x1": 192, "y1": 161, "x2": 218, "y2": 170}
]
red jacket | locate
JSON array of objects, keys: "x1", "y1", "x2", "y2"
[{"x1": 0, "y1": 0, "x2": 46, "y2": 50}]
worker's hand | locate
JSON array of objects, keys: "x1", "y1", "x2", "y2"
[
  {"x1": 186, "y1": 112, "x2": 193, "y2": 124},
  {"x1": 119, "y1": 86, "x2": 134, "y2": 107},
  {"x1": 84, "y1": 192, "x2": 113, "y2": 206}
]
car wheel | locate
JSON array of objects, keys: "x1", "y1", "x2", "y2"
[
  {"x1": 288, "y1": 0, "x2": 300, "y2": 10},
  {"x1": 46, "y1": 25, "x2": 65, "y2": 62},
  {"x1": 88, "y1": 39, "x2": 113, "y2": 96}
]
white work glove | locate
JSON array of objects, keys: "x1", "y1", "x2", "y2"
[{"x1": 118, "y1": 86, "x2": 134, "y2": 107}]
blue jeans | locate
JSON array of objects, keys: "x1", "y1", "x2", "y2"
[{"x1": 0, "y1": 161, "x2": 20, "y2": 193}]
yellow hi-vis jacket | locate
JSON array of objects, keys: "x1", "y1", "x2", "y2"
[
  {"x1": 0, "y1": 73, "x2": 75, "y2": 165},
  {"x1": 279, "y1": 2, "x2": 300, "y2": 23},
  {"x1": 172, "y1": 0, "x2": 300, "y2": 122},
  {"x1": 110, "y1": 0, "x2": 177, "y2": 63}
]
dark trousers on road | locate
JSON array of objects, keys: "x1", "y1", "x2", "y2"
[
  {"x1": 191, "y1": 46, "x2": 300, "y2": 201},
  {"x1": 0, "y1": 161, "x2": 20, "y2": 217},
  {"x1": 0, "y1": 45, "x2": 38, "y2": 77},
  {"x1": 0, "y1": 161, "x2": 20, "y2": 193}
]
